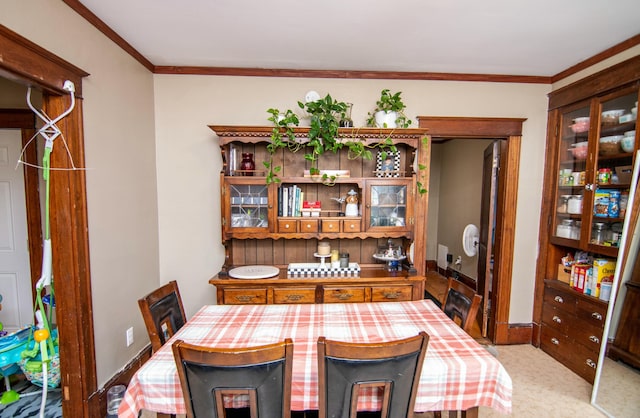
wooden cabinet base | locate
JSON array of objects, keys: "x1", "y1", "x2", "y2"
[{"x1": 210, "y1": 269, "x2": 425, "y2": 305}]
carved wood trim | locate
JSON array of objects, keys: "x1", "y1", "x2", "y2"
[
  {"x1": 0, "y1": 24, "x2": 89, "y2": 95},
  {"x1": 548, "y1": 55, "x2": 640, "y2": 110},
  {"x1": 0, "y1": 25, "x2": 95, "y2": 418},
  {"x1": 551, "y1": 34, "x2": 640, "y2": 83},
  {"x1": 418, "y1": 117, "x2": 523, "y2": 344}
]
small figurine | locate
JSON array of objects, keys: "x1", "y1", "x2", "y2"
[{"x1": 345, "y1": 190, "x2": 358, "y2": 217}]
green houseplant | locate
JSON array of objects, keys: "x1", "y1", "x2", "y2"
[
  {"x1": 366, "y1": 89, "x2": 412, "y2": 128},
  {"x1": 266, "y1": 93, "x2": 398, "y2": 185}
]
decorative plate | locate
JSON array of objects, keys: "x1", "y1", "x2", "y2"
[
  {"x1": 304, "y1": 90, "x2": 320, "y2": 103},
  {"x1": 228, "y1": 265, "x2": 280, "y2": 279}
]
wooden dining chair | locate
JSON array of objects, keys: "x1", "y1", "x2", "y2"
[
  {"x1": 138, "y1": 280, "x2": 187, "y2": 353},
  {"x1": 317, "y1": 331, "x2": 429, "y2": 418},
  {"x1": 172, "y1": 338, "x2": 294, "y2": 418},
  {"x1": 442, "y1": 277, "x2": 482, "y2": 334}
]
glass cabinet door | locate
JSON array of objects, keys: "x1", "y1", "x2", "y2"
[
  {"x1": 366, "y1": 180, "x2": 412, "y2": 231},
  {"x1": 589, "y1": 90, "x2": 638, "y2": 251},
  {"x1": 226, "y1": 182, "x2": 269, "y2": 230},
  {"x1": 554, "y1": 104, "x2": 590, "y2": 243}
]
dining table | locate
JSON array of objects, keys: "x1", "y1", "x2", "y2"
[{"x1": 118, "y1": 299, "x2": 512, "y2": 417}]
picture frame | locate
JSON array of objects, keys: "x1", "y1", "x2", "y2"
[{"x1": 375, "y1": 150, "x2": 401, "y2": 177}]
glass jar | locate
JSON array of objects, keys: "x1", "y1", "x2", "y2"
[
  {"x1": 240, "y1": 153, "x2": 255, "y2": 176},
  {"x1": 339, "y1": 252, "x2": 350, "y2": 268},
  {"x1": 591, "y1": 222, "x2": 610, "y2": 245},
  {"x1": 557, "y1": 195, "x2": 570, "y2": 213},
  {"x1": 567, "y1": 195, "x2": 583, "y2": 214},
  {"x1": 556, "y1": 219, "x2": 573, "y2": 238}
]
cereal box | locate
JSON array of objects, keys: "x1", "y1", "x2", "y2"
[{"x1": 592, "y1": 258, "x2": 616, "y2": 298}]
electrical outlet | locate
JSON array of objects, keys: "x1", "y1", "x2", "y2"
[{"x1": 126, "y1": 327, "x2": 134, "y2": 347}]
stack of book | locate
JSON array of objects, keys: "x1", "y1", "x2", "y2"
[
  {"x1": 278, "y1": 185, "x2": 305, "y2": 217},
  {"x1": 301, "y1": 201, "x2": 321, "y2": 217}
]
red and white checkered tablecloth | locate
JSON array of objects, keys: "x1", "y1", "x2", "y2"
[{"x1": 118, "y1": 300, "x2": 512, "y2": 417}]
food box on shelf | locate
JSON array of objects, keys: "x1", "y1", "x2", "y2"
[
  {"x1": 557, "y1": 264, "x2": 571, "y2": 284},
  {"x1": 592, "y1": 259, "x2": 616, "y2": 298}
]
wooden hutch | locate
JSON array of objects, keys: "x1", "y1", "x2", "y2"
[
  {"x1": 534, "y1": 55, "x2": 640, "y2": 383},
  {"x1": 209, "y1": 126, "x2": 430, "y2": 305}
]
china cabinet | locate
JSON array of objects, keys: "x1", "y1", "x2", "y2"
[
  {"x1": 210, "y1": 126, "x2": 430, "y2": 305},
  {"x1": 534, "y1": 56, "x2": 640, "y2": 383}
]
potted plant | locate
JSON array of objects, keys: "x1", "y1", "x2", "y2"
[
  {"x1": 266, "y1": 93, "x2": 399, "y2": 185},
  {"x1": 366, "y1": 89, "x2": 412, "y2": 128}
]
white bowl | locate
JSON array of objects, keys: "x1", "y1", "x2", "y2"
[
  {"x1": 621, "y1": 135, "x2": 635, "y2": 153},
  {"x1": 599, "y1": 135, "x2": 623, "y2": 143},
  {"x1": 602, "y1": 109, "x2": 625, "y2": 118}
]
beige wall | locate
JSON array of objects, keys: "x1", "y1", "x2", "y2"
[
  {"x1": 153, "y1": 76, "x2": 551, "y2": 325},
  {"x1": 432, "y1": 139, "x2": 494, "y2": 279},
  {"x1": 2, "y1": 0, "x2": 159, "y2": 386}
]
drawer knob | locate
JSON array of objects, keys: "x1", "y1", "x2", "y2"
[
  {"x1": 285, "y1": 224, "x2": 290, "y2": 229},
  {"x1": 384, "y1": 292, "x2": 400, "y2": 299},
  {"x1": 591, "y1": 312, "x2": 603, "y2": 321},
  {"x1": 349, "y1": 224, "x2": 355, "y2": 229},
  {"x1": 287, "y1": 294, "x2": 304, "y2": 301},
  {"x1": 306, "y1": 224, "x2": 311, "y2": 229},
  {"x1": 337, "y1": 293, "x2": 352, "y2": 300},
  {"x1": 586, "y1": 359, "x2": 597, "y2": 368},
  {"x1": 589, "y1": 335, "x2": 600, "y2": 344},
  {"x1": 235, "y1": 295, "x2": 254, "y2": 302},
  {"x1": 554, "y1": 296, "x2": 564, "y2": 303},
  {"x1": 552, "y1": 315, "x2": 562, "y2": 324},
  {"x1": 551, "y1": 337, "x2": 560, "y2": 345}
]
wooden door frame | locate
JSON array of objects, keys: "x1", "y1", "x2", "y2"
[
  {"x1": 418, "y1": 116, "x2": 528, "y2": 344},
  {"x1": 0, "y1": 25, "x2": 96, "y2": 417}
]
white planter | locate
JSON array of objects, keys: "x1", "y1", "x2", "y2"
[{"x1": 374, "y1": 110, "x2": 398, "y2": 128}]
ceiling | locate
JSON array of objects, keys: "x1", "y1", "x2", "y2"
[{"x1": 77, "y1": 0, "x2": 640, "y2": 78}]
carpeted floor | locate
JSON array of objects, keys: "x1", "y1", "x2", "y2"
[{"x1": 0, "y1": 377, "x2": 62, "y2": 418}]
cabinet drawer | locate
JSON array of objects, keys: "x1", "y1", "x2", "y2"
[
  {"x1": 321, "y1": 220, "x2": 340, "y2": 233},
  {"x1": 566, "y1": 321, "x2": 605, "y2": 351},
  {"x1": 342, "y1": 219, "x2": 361, "y2": 233},
  {"x1": 575, "y1": 297, "x2": 607, "y2": 328},
  {"x1": 540, "y1": 324, "x2": 571, "y2": 358},
  {"x1": 273, "y1": 288, "x2": 316, "y2": 304},
  {"x1": 541, "y1": 304, "x2": 569, "y2": 333},
  {"x1": 541, "y1": 325, "x2": 600, "y2": 384},
  {"x1": 223, "y1": 288, "x2": 267, "y2": 305},
  {"x1": 543, "y1": 285, "x2": 576, "y2": 314},
  {"x1": 278, "y1": 219, "x2": 298, "y2": 233},
  {"x1": 299, "y1": 219, "x2": 319, "y2": 233},
  {"x1": 371, "y1": 286, "x2": 413, "y2": 302},
  {"x1": 323, "y1": 287, "x2": 366, "y2": 303}
]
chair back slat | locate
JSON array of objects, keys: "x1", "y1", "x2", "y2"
[
  {"x1": 317, "y1": 331, "x2": 429, "y2": 418},
  {"x1": 442, "y1": 278, "x2": 483, "y2": 333},
  {"x1": 138, "y1": 280, "x2": 187, "y2": 353},
  {"x1": 173, "y1": 338, "x2": 293, "y2": 418}
]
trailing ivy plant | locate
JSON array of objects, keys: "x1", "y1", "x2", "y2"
[
  {"x1": 366, "y1": 89, "x2": 412, "y2": 128},
  {"x1": 266, "y1": 93, "x2": 403, "y2": 186}
]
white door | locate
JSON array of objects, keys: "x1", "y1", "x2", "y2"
[{"x1": 0, "y1": 129, "x2": 33, "y2": 331}]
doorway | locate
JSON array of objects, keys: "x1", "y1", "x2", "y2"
[
  {"x1": 1, "y1": 26, "x2": 95, "y2": 417},
  {"x1": 419, "y1": 116, "x2": 525, "y2": 344}
]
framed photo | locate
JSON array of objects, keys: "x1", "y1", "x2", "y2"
[{"x1": 375, "y1": 150, "x2": 401, "y2": 177}]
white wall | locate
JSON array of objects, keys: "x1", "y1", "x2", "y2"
[
  {"x1": 154, "y1": 77, "x2": 551, "y2": 324},
  {"x1": 2, "y1": 0, "x2": 159, "y2": 386}
]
